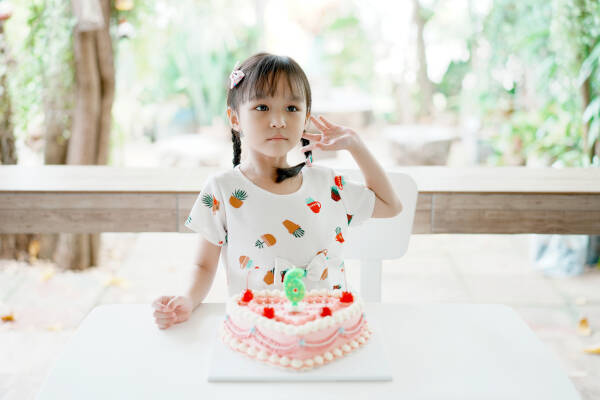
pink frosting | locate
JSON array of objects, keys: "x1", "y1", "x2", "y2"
[
  {"x1": 224, "y1": 292, "x2": 368, "y2": 364},
  {"x1": 247, "y1": 295, "x2": 351, "y2": 325}
]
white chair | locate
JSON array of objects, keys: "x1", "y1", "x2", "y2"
[{"x1": 340, "y1": 168, "x2": 418, "y2": 302}]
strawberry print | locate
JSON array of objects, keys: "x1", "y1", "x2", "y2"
[
  {"x1": 201, "y1": 193, "x2": 220, "y2": 215},
  {"x1": 331, "y1": 186, "x2": 341, "y2": 201},
  {"x1": 347, "y1": 214, "x2": 353, "y2": 225},
  {"x1": 335, "y1": 226, "x2": 345, "y2": 243},
  {"x1": 280, "y1": 269, "x2": 289, "y2": 283},
  {"x1": 334, "y1": 175, "x2": 345, "y2": 191},
  {"x1": 305, "y1": 197, "x2": 322, "y2": 213}
]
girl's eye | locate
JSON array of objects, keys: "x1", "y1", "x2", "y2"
[
  {"x1": 287, "y1": 105, "x2": 299, "y2": 112},
  {"x1": 255, "y1": 105, "x2": 268, "y2": 111}
]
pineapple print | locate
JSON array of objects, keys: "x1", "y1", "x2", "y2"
[
  {"x1": 331, "y1": 186, "x2": 341, "y2": 201},
  {"x1": 316, "y1": 249, "x2": 328, "y2": 280},
  {"x1": 263, "y1": 268, "x2": 275, "y2": 285},
  {"x1": 316, "y1": 248, "x2": 328, "y2": 257},
  {"x1": 320, "y1": 268, "x2": 328, "y2": 280},
  {"x1": 334, "y1": 226, "x2": 345, "y2": 243},
  {"x1": 229, "y1": 189, "x2": 248, "y2": 208},
  {"x1": 305, "y1": 197, "x2": 322, "y2": 213},
  {"x1": 282, "y1": 219, "x2": 305, "y2": 238},
  {"x1": 333, "y1": 284, "x2": 342, "y2": 290},
  {"x1": 334, "y1": 175, "x2": 345, "y2": 191},
  {"x1": 255, "y1": 233, "x2": 277, "y2": 249},
  {"x1": 201, "y1": 193, "x2": 220, "y2": 215}
]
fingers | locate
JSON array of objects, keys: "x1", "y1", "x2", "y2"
[
  {"x1": 166, "y1": 296, "x2": 187, "y2": 311},
  {"x1": 300, "y1": 142, "x2": 322, "y2": 153},
  {"x1": 302, "y1": 130, "x2": 322, "y2": 141},
  {"x1": 153, "y1": 309, "x2": 175, "y2": 318},
  {"x1": 154, "y1": 309, "x2": 176, "y2": 329},
  {"x1": 309, "y1": 115, "x2": 328, "y2": 132},
  {"x1": 318, "y1": 115, "x2": 334, "y2": 128}
]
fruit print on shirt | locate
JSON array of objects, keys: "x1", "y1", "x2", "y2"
[
  {"x1": 229, "y1": 189, "x2": 248, "y2": 208},
  {"x1": 334, "y1": 175, "x2": 345, "y2": 190},
  {"x1": 305, "y1": 197, "x2": 322, "y2": 213},
  {"x1": 334, "y1": 226, "x2": 345, "y2": 243},
  {"x1": 282, "y1": 219, "x2": 305, "y2": 238},
  {"x1": 201, "y1": 193, "x2": 220, "y2": 215},
  {"x1": 331, "y1": 186, "x2": 341, "y2": 201},
  {"x1": 255, "y1": 233, "x2": 277, "y2": 249}
]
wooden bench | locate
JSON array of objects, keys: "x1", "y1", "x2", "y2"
[{"x1": 1, "y1": 166, "x2": 599, "y2": 234}]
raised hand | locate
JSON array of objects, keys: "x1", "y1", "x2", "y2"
[
  {"x1": 301, "y1": 115, "x2": 362, "y2": 154},
  {"x1": 152, "y1": 295, "x2": 193, "y2": 330}
]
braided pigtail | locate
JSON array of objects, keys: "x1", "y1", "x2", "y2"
[
  {"x1": 232, "y1": 129, "x2": 242, "y2": 167},
  {"x1": 275, "y1": 138, "x2": 312, "y2": 183}
]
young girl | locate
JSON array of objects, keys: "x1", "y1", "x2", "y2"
[{"x1": 152, "y1": 53, "x2": 403, "y2": 330}]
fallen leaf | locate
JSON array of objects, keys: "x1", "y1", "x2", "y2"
[
  {"x1": 104, "y1": 276, "x2": 130, "y2": 288},
  {"x1": 577, "y1": 318, "x2": 592, "y2": 336},
  {"x1": 46, "y1": 323, "x2": 63, "y2": 332},
  {"x1": 575, "y1": 297, "x2": 587, "y2": 306},
  {"x1": 583, "y1": 344, "x2": 600, "y2": 355},
  {"x1": 1, "y1": 314, "x2": 15, "y2": 323},
  {"x1": 41, "y1": 267, "x2": 56, "y2": 282}
]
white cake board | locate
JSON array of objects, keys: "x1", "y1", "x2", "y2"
[{"x1": 207, "y1": 319, "x2": 392, "y2": 382}]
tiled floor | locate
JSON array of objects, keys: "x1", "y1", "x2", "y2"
[{"x1": 1, "y1": 233, "x2": 599, "y2": 399}]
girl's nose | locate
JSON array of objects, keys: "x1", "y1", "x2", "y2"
[{"x1": 270, "y1": 117, "x2": 286, "y2": 129}]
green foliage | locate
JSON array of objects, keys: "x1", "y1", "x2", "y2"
[
  {"x1": 320, "y1": 10, "x2": 374, "y2": 90},
  {"x1": 479, "y1": 0, "x2": 599, "y2": 166},
  {"x1": 10, "y1": 0, "x2": 75, "y2": 140},
  {"x1": 131, "y1": 0, "x2": 258, "y2": 127}
]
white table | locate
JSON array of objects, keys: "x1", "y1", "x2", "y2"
[{"x1": 37, "y1": 303, "x2": 581, "y2": 400}]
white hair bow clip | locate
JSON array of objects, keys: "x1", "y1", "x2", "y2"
[{"x1": 229, "y1": 61, "x2": 245, "y2": 89}]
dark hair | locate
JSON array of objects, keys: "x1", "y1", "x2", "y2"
[{"x1": 226, "y1": 53, "x2": 312, "y2": 183}]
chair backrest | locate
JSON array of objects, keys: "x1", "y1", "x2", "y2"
[
  {"x1": 338, "y1": 168, "x2": 418, "y2": 301},
  {"x1": 342, "y1": 168, "x2": 418, "y2": 259}
]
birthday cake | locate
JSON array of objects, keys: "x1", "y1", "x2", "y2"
[{"x1": 221, "y1": 269, "x2": 371, "y2": 371}]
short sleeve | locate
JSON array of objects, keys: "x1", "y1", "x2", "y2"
[
  {"x1": 184, "y1": 176, "x2": 227, "y2": 246},
  {"x1": 331, "y1": 169, "x2": 376, "y2": 227}
]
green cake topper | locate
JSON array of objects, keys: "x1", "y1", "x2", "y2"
[{"x1": 283, "y1": 267, "x2": 306, "y2": 307}]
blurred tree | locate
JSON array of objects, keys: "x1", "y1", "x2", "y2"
[
  {"x1": 412, "y1": 0, "x2": 435, "y2": 119},
  {"x1": 52, "y1": 0, "x2": 115, "y2": 270},
  {"x1": 0, "y1": 4, "x2": 29, "y2": 260}
]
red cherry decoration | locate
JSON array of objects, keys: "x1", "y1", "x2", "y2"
[
  {"x1": 263, "y1": 307, "x2": 275, "y2": 319},
  {"x1": 320, "y1": 306, "x2": 332, "y2": 317},
  {"x1": 242, "y1": 289, "x2": 254, "y2": 302},
  {"x1": 340, "y1": 291, "x2": 354, "y2": 303}
]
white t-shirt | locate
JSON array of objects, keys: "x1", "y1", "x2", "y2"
[{"x1": 184, "y1": 164, "x2": 376, "y2": 296}]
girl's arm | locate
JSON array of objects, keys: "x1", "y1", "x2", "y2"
[
  {"x1": 302, "y1": 115, "x2": 403, "y2": 218},
  {"x1": 186, "y1": 237, "x2": 221, "y2": 309},
  {"x1": 347, "y1": 138, "x2": 403, "y2": 218},
  {"x1": 152, "y1": 237, "x2": 220, "y2": 329}
]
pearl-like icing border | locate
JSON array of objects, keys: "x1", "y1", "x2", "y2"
[{"x1": 221, "y1": 322, "x2": 372, "y2": 371}]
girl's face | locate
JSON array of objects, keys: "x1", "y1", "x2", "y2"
[{"x1": 228, "y1": 74, "x2": 310, "y2": 160}]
